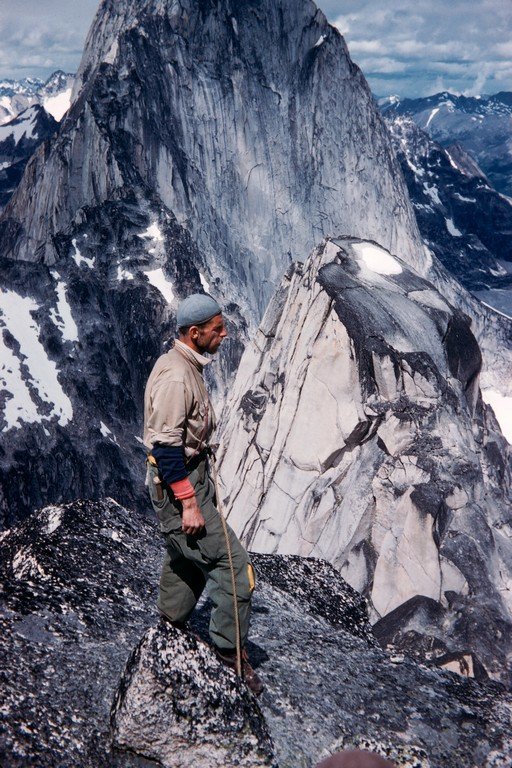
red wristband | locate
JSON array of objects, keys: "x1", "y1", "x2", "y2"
[{"x1": 170, "y1": 477, "x2": 195, "y2": 500}]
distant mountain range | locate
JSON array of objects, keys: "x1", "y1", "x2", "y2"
[
  {"x1": 379, "y1": 91, "x2": 512, "y2": 197},
  {"x1": 384, "y1": 115, "x2": 512, "y2": 317},
  {"x1": 0, "y1": 71, "x2": 74, "y2": 210},
  {"x1": 0, "y1": 70, "x2": 75, "y2": 124}
]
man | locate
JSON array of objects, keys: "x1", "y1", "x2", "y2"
[{"x1": 143, "y1": 293, "x2": 263, "y2": 695}]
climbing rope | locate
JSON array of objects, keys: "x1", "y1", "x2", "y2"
[{"x1": 209, "y1": 449, "x2": 243, "y2": 679}]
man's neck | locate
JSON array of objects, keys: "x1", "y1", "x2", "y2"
[
  {"x1": 179, "y1": 337, "x2": 202, "y2": 355},
  {"x1": 174, "y1": 339, "x2": 211, "y2": 367}
]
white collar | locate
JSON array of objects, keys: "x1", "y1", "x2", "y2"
[{"x1": 174, "y1": 339, "x2": 211, "y2": 368}]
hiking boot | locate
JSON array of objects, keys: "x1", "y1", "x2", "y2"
[
  {"x1": 215, "y1": 646, "x2": 264, "y2": 696},
  {"x1": 158, "y1": 610, "x2": 188, "y2": 631}
]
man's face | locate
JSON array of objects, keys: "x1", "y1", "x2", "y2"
[{"x1": 192, "y1": 314, "x2": 228, "y2": 354}]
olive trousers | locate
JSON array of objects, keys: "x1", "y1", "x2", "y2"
[{"x1": 147, "y1": 456, "x2": 254, "y2": 651}]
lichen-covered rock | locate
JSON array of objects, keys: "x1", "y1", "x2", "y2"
[
  {"x1": 2, "y1": 503, "x2": 512, "y2": 768},
  {"x1": 0, "y1": 498, "x2": 163, "y2": 767},
  {"x1": 217, "y1": 236, "x2": 512, "y2": 686},
  {"x1": 111, "y1": 622, "x2": 276, "y2": 767},
  {"x1": 221, "y1": 553, "x2": 512, "y2": 768}
]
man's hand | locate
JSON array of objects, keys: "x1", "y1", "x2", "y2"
[{"x1": 181, "y1": 496, "x2": 205, "y2": 535}]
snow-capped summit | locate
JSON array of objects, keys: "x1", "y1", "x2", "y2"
[
  {"x1": 384, "y1": 115, "x2": 512, "y2": 319},
  {"x1": 0, "y1": 70, "x2": 75, "y2": 125},
  {"x1": 0, "y1": 72, "x2": 74, "y2": 208},
  {"x1": 0, "y1": 104, "x2": 48, "y2": 144},
  {"x1": 0, "y1": 104, "x2": 58, "y2": 209},
  {"x1": 40, "y1": 71, "x2": 74, "y2": 121}
]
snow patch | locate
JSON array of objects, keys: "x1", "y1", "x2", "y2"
[
  {"x1": 0, "y1": 109, "x2": 37, "y2": 143},
  {"x1": 496, "y1": 260, "x2": 512, "y2": 275},
  {"x1": 199, "y1": 272, "x2": 210, "y2": 293},
  {"x1": 49, "y1": 272, "x2": 79, "y2": 342},
  {"x1": 117, "y1": 265, "x2": 134, "y2": 281},
  {"x1": 12, "y1": 546, "x2": 49, "y2": 581},
  {"x1": 71, "y1": 239, "x2": 95, "y2": 268},
  {"x1": 100, "y1": 421, "x2": 118, "y2": 444},
  {"x1": 403, "y1": 151, "x2": 425, "y2": 178},
  {"x1": 314, "y1": 34, "x2": 327, "y2": 48},
  {"x1": 445, "y1": 218, "x2": 462, "y2": 237},
  {"x1": 43, "y1": 88, "x2": 71, "y2": 121},
  {"x1": 45, "y1": 506, "x2": 64, "y2": 534},
  {"x1": 353, "y1": 242, "x2": 403, "y2": 276},
  {"x1": 423, "y1": 183, "x2": 442, "y2": 206},
  {"x1": 453, "y1": 193, "x2": 476, "y2": 203},
  {"x1": 489, "y1": 265, "x2": 507, "y2": 277},
  {"x1": 145, "y1": 268, "x2": 174, "y2": 303},
  {"x1": 139, "y1": 222, "x2": 164, "y2": 242},
  {"x1": 0, "y1": 289, "x2": 73, "y2": 431},
  {"x1": 425, "y1": 107, "x2": 439, "y2": 128},
  {"x1": 103, "y1": 40, "x2": 119, "y2": 65},
  {"x1": 100, "y1": 421, "x2": 112, "y2": 437},
  {"x1": 482, "y1": 390, "x2": 512, "y2": 443}
]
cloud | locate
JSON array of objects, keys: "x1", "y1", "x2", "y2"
[
  {"x1": 349, "y1": 40, "x2": 385, "y2": 54},
  {"x1": 324, "y1": 0, "x2": 512, "y2": 97},
  {"x1": 0, "y1": 0, "x2": 511, "y2": 99},
  {"x1": 0, "y1": 0, "x2": 99, "y2": 79}
]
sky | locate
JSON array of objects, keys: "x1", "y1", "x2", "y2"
[{"x1": 1, "y1": 0, "x2": 511, "y2": 98}]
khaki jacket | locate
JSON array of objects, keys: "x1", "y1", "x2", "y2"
[{"x1": 143, "y1": 340, "x2": 216, "y2": 459}]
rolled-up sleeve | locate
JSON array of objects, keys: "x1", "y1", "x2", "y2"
[{"x1": 146, "y1": 378, "x2": 187, "y2": 448}]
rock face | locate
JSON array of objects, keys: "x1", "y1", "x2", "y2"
[
  {"x1": 0, "y1": 0, "x2": 432, "y2": 527},
  {"x1": 115, "y1": 553, "x2": 512, "y2": 768},
  {"x1": 3, "y1": 0, "x2": 424, "y2": 305},
  {"x1": 111, "y1": 622, "x2": 276, "y2": 768},
  {"x1": 217, "y1": 236, "x2": 512, "y2": 685},
  {"x1": 385, "y1": 116, "x2": 512, "y2": 317},
  {"x1": 2, "y1": 499, "x2": 512, "y2": 768},
  {"x1": 380, "y1": 91, "x2": 512, "y2": 197}
]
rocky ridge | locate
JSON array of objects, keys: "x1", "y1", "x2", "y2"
[
  {"x1": 217, "y1": 236, "x2": 512, "y2": 685},
  {"x1": 0, "y1": 498, "x2": 161, "y2": 767},
  {"x1": 2, "y1": 498, "x2": 512, "y2": 768}
]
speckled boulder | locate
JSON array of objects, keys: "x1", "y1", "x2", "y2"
[{"x1": 111, "y1": 621, "x2": 276, "y2": 768}]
